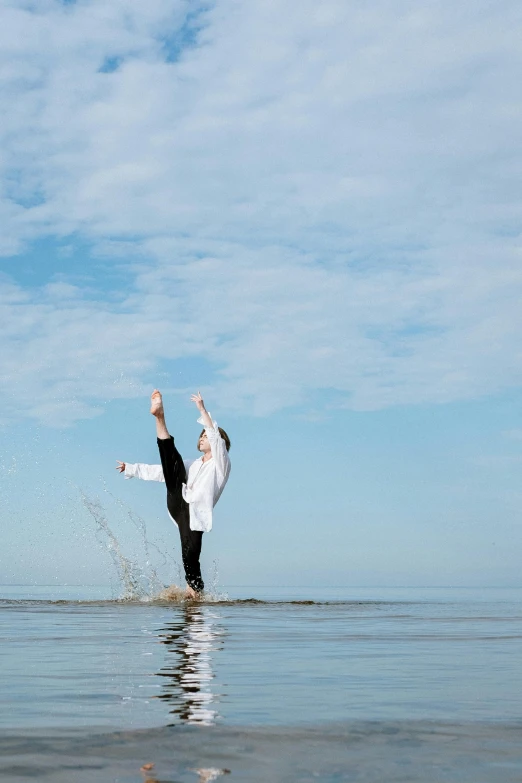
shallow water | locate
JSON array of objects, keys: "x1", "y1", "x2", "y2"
[{"x1": 1, "y1": 585, "x2": 522, "y2": 781}]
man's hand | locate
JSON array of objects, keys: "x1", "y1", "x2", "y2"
[
  {"x1": 191, "y1": 391, "x2": 213, "y2": 429},
  {"x1": 115, "y1": 461, "x2": 126, "y2": 473},
  {"x1": 190, "y1": 391, "x2": 206, "y2": 412}
]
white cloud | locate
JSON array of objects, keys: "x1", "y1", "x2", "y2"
[{"x1": 0, "y1": 0, "x2": 521, "y2": 424}]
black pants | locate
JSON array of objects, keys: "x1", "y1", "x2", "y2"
[{"x1": 157, "y1": 437, "x2": 204, "y2": 592}]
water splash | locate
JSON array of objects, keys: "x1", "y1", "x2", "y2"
[
  {"x1": 99, "y1": 482, "x2": 173, "y2": 597},
  {"x1": 79, "y1": 486, "x2": 228, "y2": 603},
  {"x1": 80, "y1": 491, "x2": 150, "y2": 600},
  {"x1": 80, "y1": 490, "x2": 170, "y2": 601},
  {"x1": 209, "y1": 560, "x2": 229, "y2": 602}
]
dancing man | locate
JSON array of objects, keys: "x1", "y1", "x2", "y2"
[{"x1": 116, "y1": 390, "x2": 231, "y2": 598}]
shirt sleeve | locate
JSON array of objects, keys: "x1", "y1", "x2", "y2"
[
  {"x1": 197, "y1": 412, "x2": 230, "y2": 483},
  {"x1": 124, "y1": 463, "x2": 165, "y2": 482}
]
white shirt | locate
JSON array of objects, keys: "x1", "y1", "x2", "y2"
[{"x1": 124, "y1": 413, "x2": 231, "y2": 533}]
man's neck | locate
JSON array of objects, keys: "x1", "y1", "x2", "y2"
[{"x1": 201, "y1": 452, "x2": 213, "y2": 463}]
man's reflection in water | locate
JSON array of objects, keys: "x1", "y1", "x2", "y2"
[{"x1": 156, "y1": 605, "x2": 223, "y2": 725}]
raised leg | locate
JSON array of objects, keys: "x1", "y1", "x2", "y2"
[
  {"x1": 157, "y1": 433, "x2": 187, "y2": 501},
  {"x1": 151, "y1": 389, "x2": 170, "y2": 440}
]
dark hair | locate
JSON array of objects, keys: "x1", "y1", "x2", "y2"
[{"x1": 199, "y1": 427, "x2": 231, "y2": 452}]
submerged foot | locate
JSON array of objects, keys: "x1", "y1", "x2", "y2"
[
  {"x1": 186, "y1": 584, "x2": 202, "y2": 601},
  {"x1": 158, "y1": 584, "x2": 185, "y2": 602},
  {"x1": 150, "y1": 389, "x2": 164, "y2": 417}
]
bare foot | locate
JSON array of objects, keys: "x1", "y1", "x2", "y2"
[
  {"x1": 186, "y1": 584, "x2": 202, "y2": 601},
  {"x1": 150, "y1": 389, "x2": 164, "y2": 417}
]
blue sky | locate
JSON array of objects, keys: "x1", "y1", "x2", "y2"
[{"x1": 1, "y1": 0, "x2": 521, "y2": 590}]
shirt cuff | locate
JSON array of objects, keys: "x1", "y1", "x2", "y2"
[
  {"x1": 124, "y1": 463, "x2": 136, "y2": 479},
  {"x1": 197, "y1": 412, "x2": 218, "y2": 430}
]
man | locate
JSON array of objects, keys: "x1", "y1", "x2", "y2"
[{"x1": 116, "y1": 390, "x2": 231, "y2": 599}]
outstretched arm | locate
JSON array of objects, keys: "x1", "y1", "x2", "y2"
[
  {"x1": 115, "y1": 461, "x2": 165, "y2": 482},
  {"x1": 190, "y1": 392, "x2": 230, "y2": 482}
]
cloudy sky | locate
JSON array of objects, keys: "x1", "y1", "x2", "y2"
[{"x1": 1, "y1": 0, "x2": 521, "y2": 592}]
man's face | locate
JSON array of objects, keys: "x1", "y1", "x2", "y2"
[{"x1": 198, "y1": 431, "x2": 210, "y2": 453}]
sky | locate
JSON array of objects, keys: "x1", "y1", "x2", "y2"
[{"x1": 1, "y1": 0, "x2": 522, "y2": 591}]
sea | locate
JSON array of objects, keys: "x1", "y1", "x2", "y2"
[{"x1": 1, "y1": 583, "x2": 522, "y2": 782}]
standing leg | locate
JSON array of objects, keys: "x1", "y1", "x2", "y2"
[
  {"x1": 157, "y1": 435, "x2": 187, "y2": 521},
  {"x1": 175, "y1": 505, "x2": 204, "y2": 594},
  {"x1": 151, "y1": 390, "x2": 204, "y2": 596}
]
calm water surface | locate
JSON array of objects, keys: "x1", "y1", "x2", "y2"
[{"x1": 1, "y1": 585, "x2": 522, "y2": 781}]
